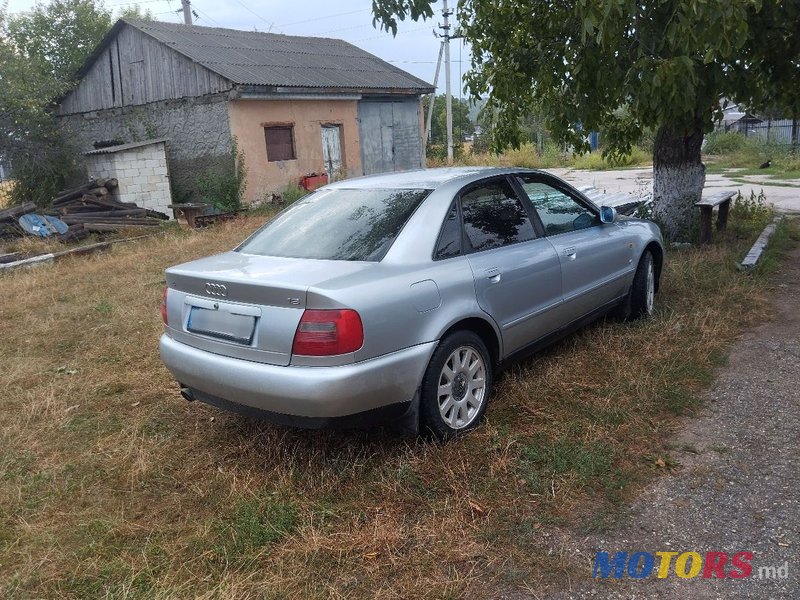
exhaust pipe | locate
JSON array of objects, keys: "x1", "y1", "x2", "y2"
[{"x1": 179, "y1": 384, "x2": 195, "y2": 402}]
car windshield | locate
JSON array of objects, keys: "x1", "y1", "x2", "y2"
[{"x1": 236, "y1": 188, "x2": 430, "y2": 261}]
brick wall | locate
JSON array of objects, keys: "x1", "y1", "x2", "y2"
[{"x1": 85, "y1": 141, "x2": 173, "y2": 217}]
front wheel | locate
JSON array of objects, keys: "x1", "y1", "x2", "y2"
[
  {"x1": 419, "y1": 331, "x2": 493, "y2": 440},
  {"x1": 629, "y1": 250, "x2": 656, "y2": 319}
]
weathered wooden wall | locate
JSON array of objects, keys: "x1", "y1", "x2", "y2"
[
  {"x1": 358, "y1": 99, "x2": 423, "y2": 175},
  {"x1": 60, "y1": 24, "x2": 232, "y2": 115}
]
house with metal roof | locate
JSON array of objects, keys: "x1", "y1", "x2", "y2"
[{"x1": 58, "y1": 19, "x2": 434, "y2": 203}]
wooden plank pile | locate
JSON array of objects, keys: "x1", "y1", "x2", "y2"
[
  {"x1": 0, "y1": 178, "x2": 168, "y2": 243},
  {"x1": 44, "y1": 178, "x2": 168, "y2": 240},
  {"x1": 0, "y1": 202, "x2": 36, "y2": 240}
]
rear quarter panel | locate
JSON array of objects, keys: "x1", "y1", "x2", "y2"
[{"x1": 306, "y1": 256, "x2": 501, "y2": 364}]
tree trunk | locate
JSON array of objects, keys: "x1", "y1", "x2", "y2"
[{"x1": 652, "y1": 122, "x2": 705, "y2": 242}]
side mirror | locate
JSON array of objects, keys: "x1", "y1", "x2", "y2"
[{"x1": 600, "y1": 206, "x2": 617, "y2": 224}]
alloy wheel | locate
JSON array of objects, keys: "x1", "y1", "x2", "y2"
[{"x1": 437, "y1": 345, "x2": 486, "y2": 429}]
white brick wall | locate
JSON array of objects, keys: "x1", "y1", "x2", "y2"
[{"x1": 85, "y1": 140, "x2": 173, "y2": 218}]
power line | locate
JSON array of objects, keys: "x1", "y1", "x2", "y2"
[
  {"x1": 353, "y1": 25, "x2": 430, "y2": 43},
  {"x1": 315, "y1": 22, "x2": 374, "y2": 36},
  {"x1": 228, "y1": 0, "x2": 274, "y2": 30},
  {"x1": 107, "y1": 0, "x2": 167, "y2": 6},
  {"x1": 385, "y1": 59, "x2": 467, "y2": 64},
  {"x1": 275, "y1": 9, "x2": 372, "y2": 30},
  {"x1": 191, "y1": 5, "x2": 224, "y2": 27}
]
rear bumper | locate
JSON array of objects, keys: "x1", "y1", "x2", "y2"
[{"x1": 159, "y1": 334, "x2": 436, "y2": 419}]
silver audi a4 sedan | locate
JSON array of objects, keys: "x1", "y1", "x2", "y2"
[{"x1": 160, "y1": 167, "x2": 663, "y2": 438}]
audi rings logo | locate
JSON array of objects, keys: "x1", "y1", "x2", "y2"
[{"x1": 205, "y1": 282, "x2": 228, "y2": 297}]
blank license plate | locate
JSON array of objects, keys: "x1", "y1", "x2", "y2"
[{"x1": 187, "y1": 306, "x2": 256, "y2": 345}]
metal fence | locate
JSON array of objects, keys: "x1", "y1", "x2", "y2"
[{"x1": 731, "y1": 119, "x2": 798, "y2": 145}]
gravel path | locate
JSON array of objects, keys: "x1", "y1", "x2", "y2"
[{"x1": 532, "y1": 240, "x2": 800, "y2": 598}]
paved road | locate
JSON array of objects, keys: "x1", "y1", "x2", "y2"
[
  {"x1": 526, "y1": 236, "x2": 800, "y2": 598},
  {"x1": 551, "y1": 167, "x2": 800, "y2": 213}
]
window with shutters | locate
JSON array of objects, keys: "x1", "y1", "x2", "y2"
[{"x1": 264, "y1": 125, "x2": 296, "y2": 161}]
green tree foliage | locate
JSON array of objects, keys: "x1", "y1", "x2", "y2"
[
  {"x1": 6, "y1": 0, "x2": 112, "y2": 82},
  {"x1": 119, "y1": 4, "x2": 155, "y2": 21},
  {"x1": 372, "y1": 0, "x2": 800, "y2": 240},
  {"x1": 733, "y1": 2, "x2": 800, "y2": 128},
  {"x1": 425, "y1": 94, "x2": 475, "y2": 144},
  {"x1": 1, "y1": 0, "x2": 114, "y2": 205},
  {"x1": 1, "y1": 10, "x2": 78, "y2": 204}
]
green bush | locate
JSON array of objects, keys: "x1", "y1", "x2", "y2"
[
  {"x1": 728, "y1": 189, "x2": 773, "y2": 241},
  {"x1": 195, "y1": 139, "x2": 246, "y2": 212},
  {"x1": 425, "y1": 141, "x2": 467, "y2": 163},
  {"x1": 7, "y1": 132, "x2": 84, "y2": 208},
  {"x1": 703, "y1": 131, "x2": 750, "y2": 155},
  {"x1": 279, "y1": 183, "x2": 309, "y2": 205}
]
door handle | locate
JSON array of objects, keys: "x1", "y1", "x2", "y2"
[
  {"x1": 485, "y1": 267, "x2": 502, "y2": 284},
  {"x1": 563, "y1": 246, "x2": 577, "y2": 260}
]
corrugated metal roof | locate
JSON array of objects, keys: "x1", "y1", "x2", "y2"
[{"x1": 124, "y1": 19, "x2": 433, "y2": 92}]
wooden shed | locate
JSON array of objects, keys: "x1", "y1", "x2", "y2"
[{"x1": 58, "y1": 19, "x2": 434, "y2": 203}]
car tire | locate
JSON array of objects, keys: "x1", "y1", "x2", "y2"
[
  {"x1": 419, "y1": 330, "x2": 493, "y2": 440},
  {"x1": 627, "y1": 250, "x2": 656, "y2": 320}
]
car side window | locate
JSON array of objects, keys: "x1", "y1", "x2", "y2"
[
  {"x1": 460, "y1": 180, "x2": 536, "y2": 252},
  {"x1": 516, "y1": 177, "x2": 599, "y2": 236},
  {"x1": 434, "y1": 203, "x2": 462, "y2": 260}
]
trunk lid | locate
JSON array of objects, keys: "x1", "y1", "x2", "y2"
[{"x1": 164, "y1": 252, "x2": 373, "y2": 366}]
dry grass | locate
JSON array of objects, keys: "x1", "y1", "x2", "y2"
[
  {"x1": 0, "y1": 213, "x2": 796, "y2": 599},
  {"x1": 0, "y1": 181, "x2": 14, "y2": 208}
]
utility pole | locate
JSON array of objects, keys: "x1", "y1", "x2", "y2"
[
  {"x1": 441, "y1": 0, "x2": 453, "y2": 164},
  {"x1": 181, "y1": 0, "x2": 193, "y2": 25},
  {"x1": 425, "y1": 41, "x2": 445, "y2": 143}
]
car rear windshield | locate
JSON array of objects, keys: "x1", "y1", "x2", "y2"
[{"x1": 236, "y1": 188, "x2": 430, "y2": 261}]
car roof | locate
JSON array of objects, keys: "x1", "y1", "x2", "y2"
[{"x1": 324, "y1": 166, "x2": 542, "y2": 190}]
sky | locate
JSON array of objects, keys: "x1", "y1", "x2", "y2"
[{"x1": 4, "y1": 0, "x2": 472, "y2": 97}]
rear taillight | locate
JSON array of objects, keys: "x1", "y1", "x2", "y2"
[
  {"x1": 292, "y1": 309, "x2": 364, "y2": 356},
  {"x1": 161, "y1": 287, "x2": 169, "y2": 325}
]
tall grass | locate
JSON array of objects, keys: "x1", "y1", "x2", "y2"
[
  {"x1": 703, "y1": 130, "x2": 800, "y2": 175},
  {"x1": 428, "y1": 142, "x2": 651, "y2": 170}
]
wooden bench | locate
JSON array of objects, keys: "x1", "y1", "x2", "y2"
[
  {"x1": 695, "y1": 191, "x2": 736, "y2": 244},
  {"x1": 168, "y1": 203, "x2": 208, "y2": 229}
]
